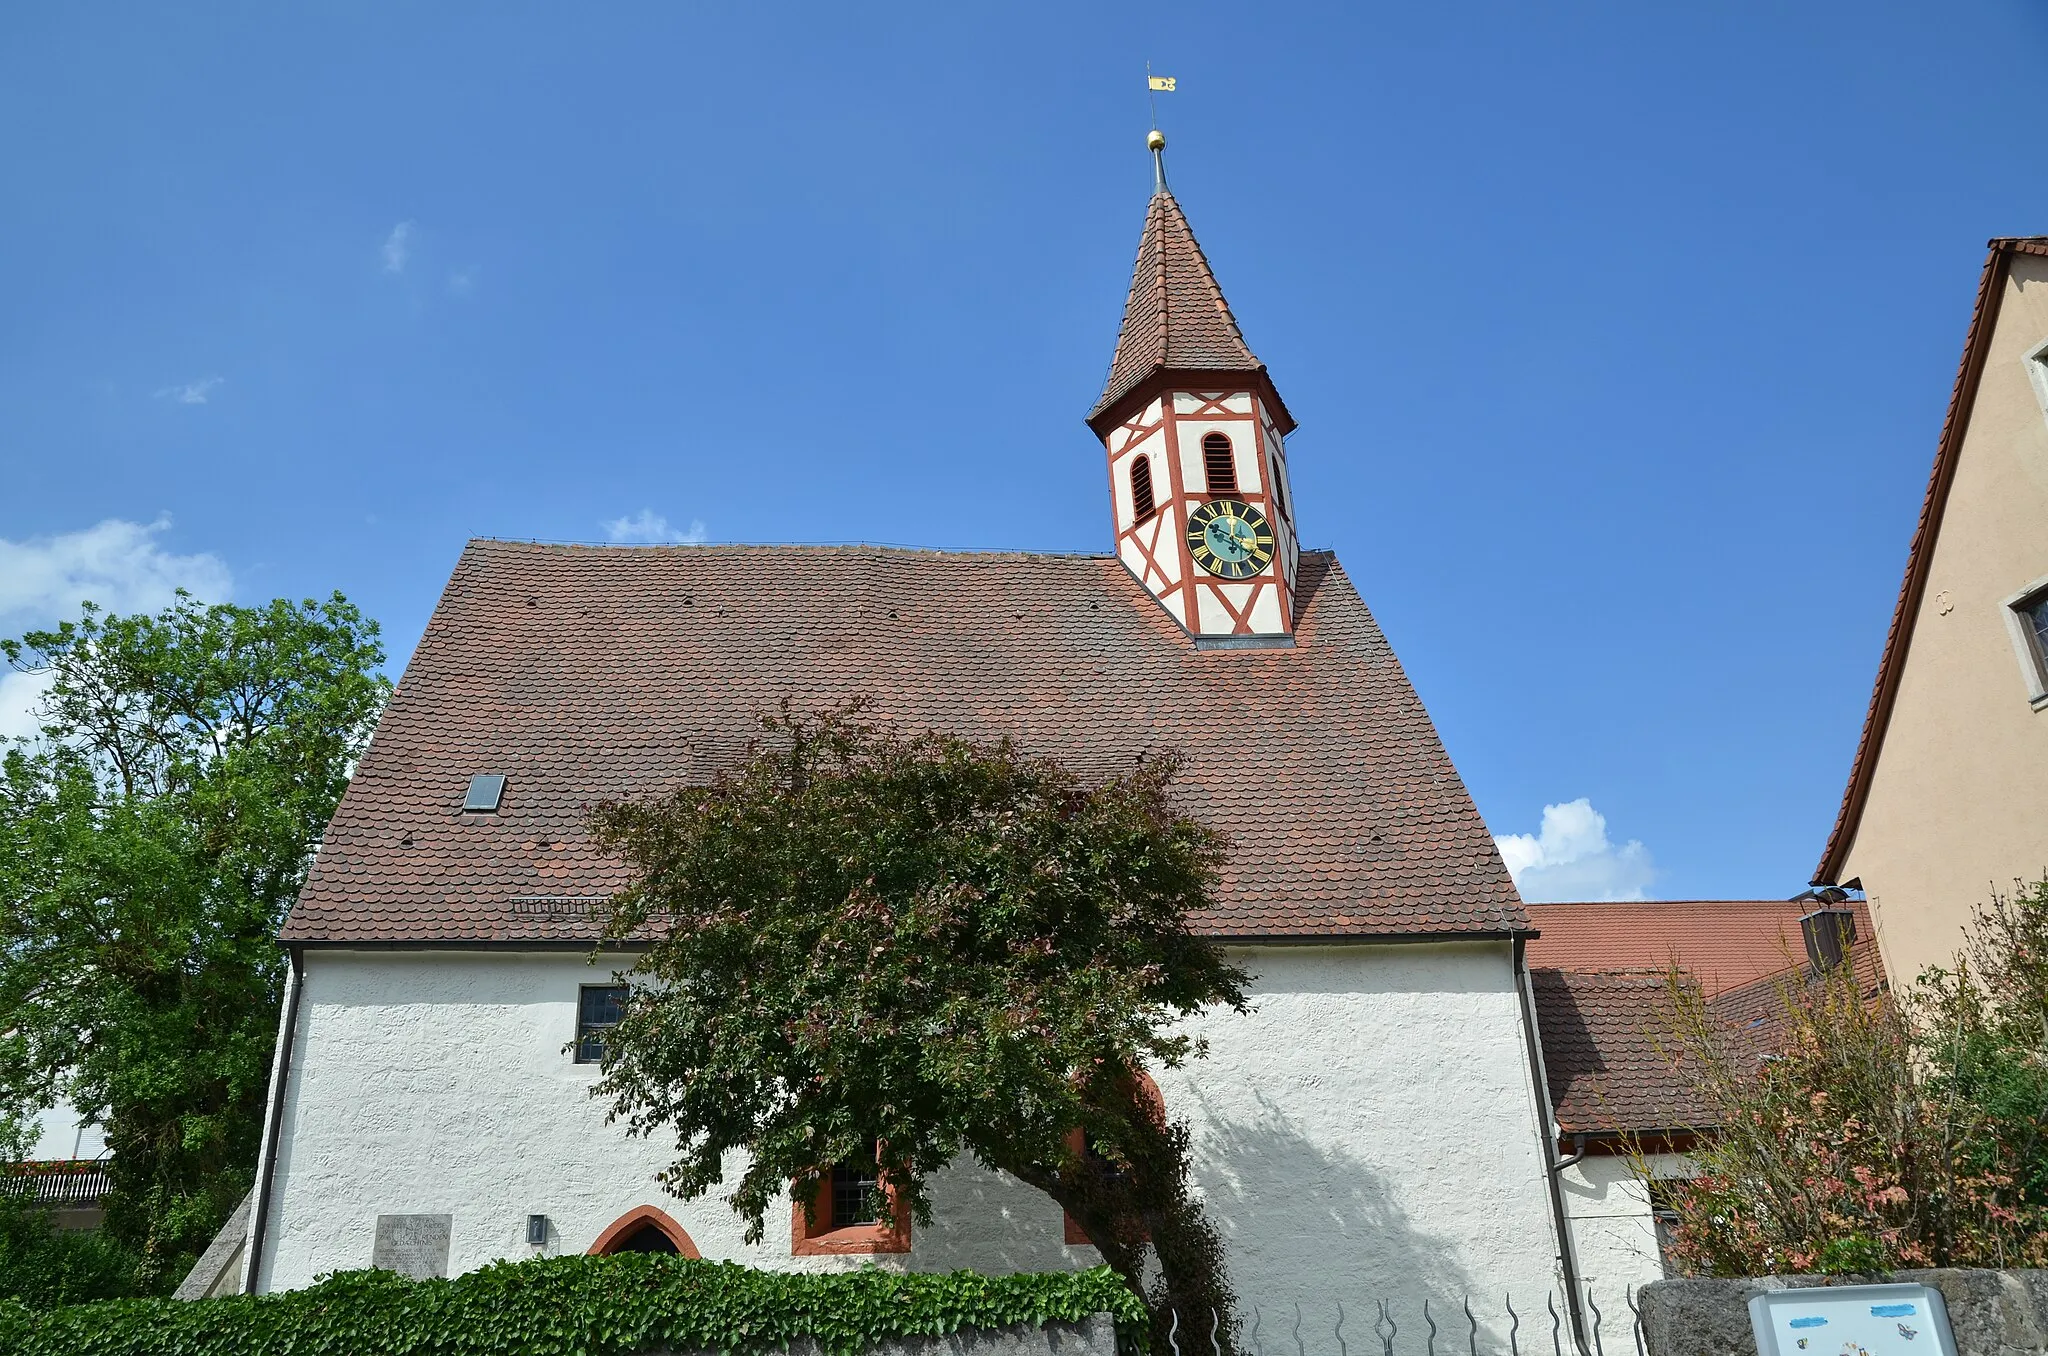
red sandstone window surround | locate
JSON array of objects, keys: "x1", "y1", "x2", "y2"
[
  {"x1": 1062, "y1": 1070, "x2": 1165, "y2": 1247},
  {"x1": 588, "y1": 1205, "x2": 700, "y2": 1257},
  {"x1": 1201, "y1": 433, "x2": 1237, "y2": 494},
  {"x1": 790, "y1": 1146, "x2": 911, "y2": 1255}
]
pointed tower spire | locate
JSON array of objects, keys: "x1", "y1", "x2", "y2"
[
  {"x1": 1088, "y1": 133, "x2": 1303, "y2": 641},
  {"x1": 1086, "y1": 135, "x2": 1294, "y2": 438}
]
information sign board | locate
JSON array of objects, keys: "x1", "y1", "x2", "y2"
[{"x1": 1748, "y1": 1284, "x2": 1956, "y2": 1356}]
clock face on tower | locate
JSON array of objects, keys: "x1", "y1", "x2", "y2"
[{"x1": 1186, "y1": 499, "x2": 1276, "y2": 579}]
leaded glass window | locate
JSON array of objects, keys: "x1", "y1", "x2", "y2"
[
  {"x1": 829, "y1": 1162, "x2": 880, "y2": 1228},
  {"x1": 574, "y1": 985, "x2": 627, "y2": 1064}
]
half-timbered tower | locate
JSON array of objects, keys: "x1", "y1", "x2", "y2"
[{"x1": 1087, "y1": 133, "x2": 1301, "y2": 641}]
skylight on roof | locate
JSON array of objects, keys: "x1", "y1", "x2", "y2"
[{"x1": 464, "y1": 774, "x2": 506, "y2": 813}]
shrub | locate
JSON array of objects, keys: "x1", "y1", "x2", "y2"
[
  {"x1": 0, "y1": 1254, "x2": 1146, "y2": 1356},
  {"x1": 0, "y1": 1194, "x2": 146, "y2": 1309},
  {"x1": 1653, "y1": 877, "x2": 2048, "y2": 1275}
]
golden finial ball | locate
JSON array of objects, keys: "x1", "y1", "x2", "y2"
[{"x1": 1146, "y1": 129, "x2": 1166, "y2": 152}]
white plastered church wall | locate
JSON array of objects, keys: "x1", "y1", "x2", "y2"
[
  {"x1": 1556, "y1": 1153, "x2": 1689, "y2": 1296},
  {"x1": 255, "y1": 941, "x2": 1564, "y2": 1320}
]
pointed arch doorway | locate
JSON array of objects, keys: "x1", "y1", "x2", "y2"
[{"x1": 588, "y1": 1205, "x2": 701, "y2": 1257}]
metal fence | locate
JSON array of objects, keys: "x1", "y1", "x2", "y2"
[
  {"x1": 1156, "y1": 1285, "x2": 1650, "y2": 1356},
  {"x1": 1, "y1": 1159, "x2": 113, "y2": 1210}
]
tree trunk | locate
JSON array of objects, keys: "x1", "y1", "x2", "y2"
[{"x1": 1005, "y1": 1109, "x2": 1237, "y2": 1356}]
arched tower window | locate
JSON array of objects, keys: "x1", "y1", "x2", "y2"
[
  {"x1": 1129, "y1": 457, "x2": 1156, "y2": 524},
  {"x1": 1202, "y1": 433, "x2": 1238, "y2": 494}
]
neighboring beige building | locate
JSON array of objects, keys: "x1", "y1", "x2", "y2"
[{"x1": 1816, "y1": 237, "x2": 2048, "y2": 985}]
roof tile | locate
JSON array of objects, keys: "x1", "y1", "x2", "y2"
[{"x1": 283, "y1": 542, "x2": 1526, "y2": 944}]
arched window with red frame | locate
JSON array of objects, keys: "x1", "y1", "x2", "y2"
[{"x1": 588, "y1": 1205, "x2": 700, "y2": 1257}]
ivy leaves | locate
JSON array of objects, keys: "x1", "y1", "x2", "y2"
[{"x1": 0, "y1": 1255, "x2": 1146, "y2": 1356}]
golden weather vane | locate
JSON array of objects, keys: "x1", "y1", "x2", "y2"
[{"x1": 1145, "y1": 64, "x2": 1176, "y2": 192}]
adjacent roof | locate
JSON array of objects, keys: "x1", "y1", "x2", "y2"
[
  {"x1": 1528, "y1": 898, "x2": 1887, "y2": 1137},
  {"x1": 282, "y1": 541, "x2": 1527, "y2": 945},
  {"x1": 1530, "y1": 970, "x2": 1712, "y2": 1136},
  {"x1": 1523, "y1": 898, "x2": 1877, "y2": 997},
  {"x1": 1086, "y1": 189, "x2": 1295, "y2": 436},
  {"x1": 1815, "y1": 237, "x2": 2048, "y2": 884},
  {"x1": 1706, "y1": 942, "x2": 1890, "y2": 1045}
]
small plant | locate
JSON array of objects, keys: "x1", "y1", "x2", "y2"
[
  {"x1": 1651, "y1": 876, "x2": 2048, "y2": 1275},
  {"x1": 0, "y1": 1191, "x2": 144, "y2": 1309}
]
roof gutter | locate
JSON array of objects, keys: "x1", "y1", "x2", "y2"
[
  {"x1": 243, "y1": 945, "x2": 304, "y2": 1294},
  {"x1": 1513, "y1": 933, "x2": 1589, "y2": 1353}
]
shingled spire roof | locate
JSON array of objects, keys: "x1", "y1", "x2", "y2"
[{"x1": 1086, "y1": 182, "x2": 1295, "y2": 436}]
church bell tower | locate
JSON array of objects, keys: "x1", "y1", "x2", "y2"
[{"x1": 1087, "y1": 130, "x2": 1301, "y2": 641}]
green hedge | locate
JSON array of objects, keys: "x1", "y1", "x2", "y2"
[{"x1": 0, "y1": 1255, "x2": 1145, "y2": 1356}]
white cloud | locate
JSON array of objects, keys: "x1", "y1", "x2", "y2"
[
  {"x1": 382, "y1": 221, "x2": 414, "y2": 274},
  {"x1": 0, "y1": 517, "x2": 233, "y2": 743},
  {"x1": 603, "y1": 510, "x2": 707, "y2": 545},
  {"x1": 0, "y1": 669, "x2": 55, "y2": 743},
  {"x1": 0, "y1": 516, "x2": 233, "y2": 622},
  {"x1": 447, "y1": 266, "x2": 477, "y2": 296},
  {"x1": 1494, "y1": 797, "x2": 1655, "y2": 903},
  {"x1": 154, "y1": 376, "x2": 223, "y2": 405}
]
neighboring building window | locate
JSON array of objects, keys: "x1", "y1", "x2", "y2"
[
  {"x1": 574, "y1": 984, "x2": 627, "y2": 1064},
  {"x1": 791, "y1": 1144, "x2": 910, "y2": 1255},
  {"x1": 2026, "y1": 592, "x2": 2048, "y2": 678},
  {"x1": 2003, "y1": 582, "x2": 2048, "y2": 707},
  {"x1": 1129, "y1": 456, "x2": 1156, "y2": 524},
  {"x1": 1202, "y1": 433, "x2": 1237, "y2": 494},
  {"x1": 1647, "y1": 1180, "x2": 1682, "y2": 1277},
  {"x1": 2026, "y1": 337, "x2": 2048, "y2": 426}
]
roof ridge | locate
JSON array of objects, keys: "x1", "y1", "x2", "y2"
[{"x1": 465, "y1": 538, "x2": 1123, "y2": 561}]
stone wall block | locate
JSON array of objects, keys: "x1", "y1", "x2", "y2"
[
  {"x1": 1640, "y1": 1271, "x2": 2048, "y2": 1356},
  {"x1": 650, "y1": 1313, "x2": 1120, "y2": 1356}
]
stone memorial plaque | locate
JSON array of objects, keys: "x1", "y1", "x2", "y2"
[
  {"x1": 371, "y1": 1213, "x2": 452, "y2": 1280},
  {"x1": 1749, "y1": 1283, "x2": 1956, "y2": 1356}
]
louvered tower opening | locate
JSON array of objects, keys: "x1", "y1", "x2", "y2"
[
  {"x1": 1202, "y1": 433, "x2": 1237, "y2": 494},
  {"x1": 1130, "y1": 457, "x2": 1156, "y2": 523}
]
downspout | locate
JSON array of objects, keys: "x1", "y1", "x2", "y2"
[
  {"x1": 243, "y1": 944, "x2": 304, "y2": 1294},
  {"x1": 1513, "y1": 933, "x2": 1590, "y2": 1354}
]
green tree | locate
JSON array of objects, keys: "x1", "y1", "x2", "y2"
[
  {"x1": 587, "y1": 705, "x2": 1249, "y2": 1345},
  {"x1": 0, "y1": 592, "x2": 387, "y2": 1291},
  {"x1": 1654, "y1": 877, "x2": 2048, "y2": 1275}
]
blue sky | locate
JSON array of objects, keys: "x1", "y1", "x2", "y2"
[{"x1": 4, "y1": 2, "x2": 2046, "y2": 902}]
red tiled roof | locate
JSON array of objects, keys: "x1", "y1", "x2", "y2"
[
  {"x1": 1816, "y1": 237, "x2": 2048, "y2": 883},
  {"x1": 1706, "y1": 943, "x2": 1890, "y2": 1047},
  {"x1": 1530, "y1": 970, "x2": 1713, "y2": 1136},
  {"x1": 1086, "y1": 190, "x2": 1294, "y2": 435},
  {"x1": 1523, "y1": 898, "x2": 1876, "y2": 997},
  {"x1": 282, "y1": 541, "x2": 1526, "y2": 944}
]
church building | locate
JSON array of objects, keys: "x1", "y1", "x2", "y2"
[{"x1": 238, "y1": 136, "x2": 1581, "y2": 1330}]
